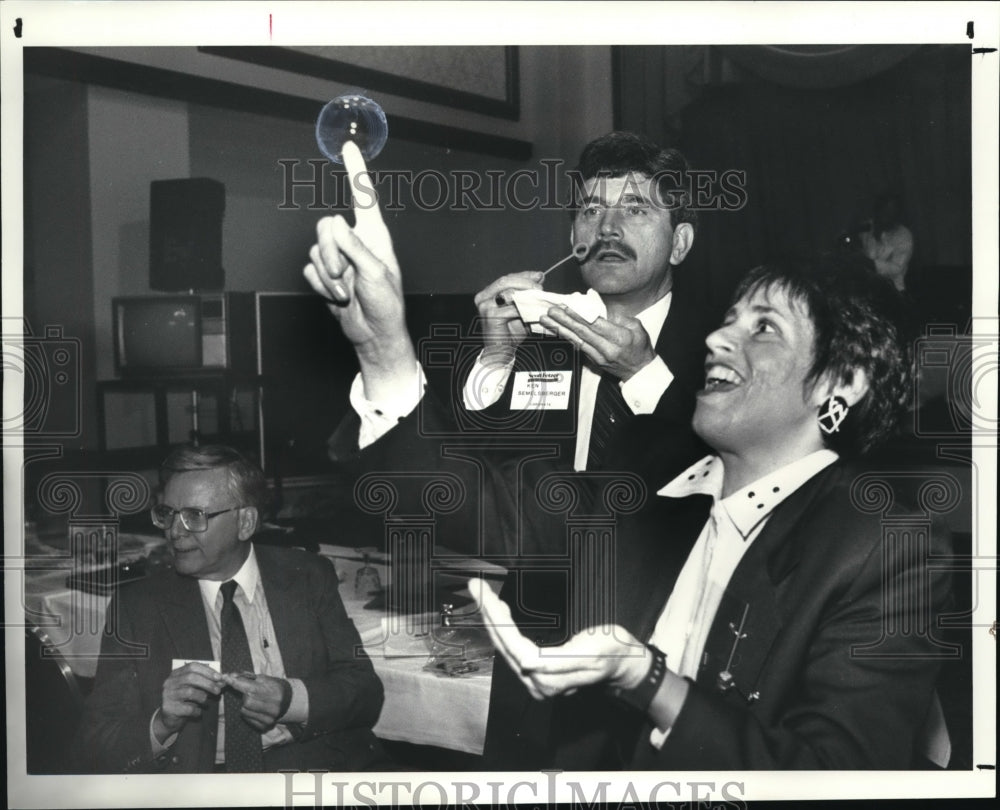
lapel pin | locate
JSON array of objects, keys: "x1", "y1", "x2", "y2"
[
  {"x1": 717, "y1": 604, "x2": 750, "y2": 694},
  {"x1": 716, "y1": 670, "x2": 734, "y2": 692}
]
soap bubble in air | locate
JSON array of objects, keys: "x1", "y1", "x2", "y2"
[{"x1": 316, "y1": 94, "x2": 388, "y2": 164}]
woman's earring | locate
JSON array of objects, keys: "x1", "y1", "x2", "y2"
[{"x1": 818, "y1": 395, "x2": 849, "y2": 434}]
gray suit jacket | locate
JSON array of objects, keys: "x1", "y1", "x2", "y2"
[{"x1": 78, "y1": 544, "x2": 385, "y2": 773}]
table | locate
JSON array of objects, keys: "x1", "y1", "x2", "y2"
[
  {"x1": 20, "y1": 533, "x2": 503, "y2": 756},
  {"x1": 21, "y1": 531, "x2": 166, "y2": 679},
  {"x1": 319, "y1": 544, "x2": 504, "y2": 755}
]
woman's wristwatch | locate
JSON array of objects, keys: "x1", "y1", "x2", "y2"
[{"x1": 608, "y1": 643, "x2": 668, "y2": 713}]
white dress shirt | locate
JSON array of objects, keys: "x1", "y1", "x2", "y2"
[
  {"x1": 150, "y1": 546, "x2": 309, "y2": 762},
  {"x1": 646, "y1": 449, "x2": 839, "y2": 746},
  {"x1": 460, "y1": 291, "x2": 675, "y2": 470}
]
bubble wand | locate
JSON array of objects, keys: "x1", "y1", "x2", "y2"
[{"x1": 495, "y1": 243, "x2": 590, "y2": 306}]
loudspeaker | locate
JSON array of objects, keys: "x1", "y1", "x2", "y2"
[{"x1": 149, "y1": 178, "x2": 225, "y2": 291}]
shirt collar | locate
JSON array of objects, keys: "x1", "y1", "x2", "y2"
[
  {"x1": 658, "y1": 450, "x2": 839, "y2": 539},
  {"x1": 635, "y1": 291, "x2": 672, "y2": 346},
  {"x1": 657, "y1": 454, "x2": 724, "y2": 499},
  {"x1": 198, "y1": 544, "x2": 260, "y2": 606},
  {"x1": 586, "y1": 288, "x2": 672, "y2": 345}
]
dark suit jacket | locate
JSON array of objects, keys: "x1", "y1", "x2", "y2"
[
  {"x1": 77, "y1": 544, "x2": 385, "y2": 773},
  {"x1": 482, "y1": 463, "x2": 953, "y2": 770},
  {"x1": 323, "y1": 290, "x2": 711, "y2": 560},
  {"x1": 453, "y1": 286, "x2": 713, "y2": 491}
]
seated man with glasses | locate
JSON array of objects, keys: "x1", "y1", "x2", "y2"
[{"x1": 77, "y1": 444, "x2": 386, "y2": 773}]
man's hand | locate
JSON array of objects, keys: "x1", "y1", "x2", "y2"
[
  {"x1": 154, "y1": 662, "x2": 224, "y2": 743},
  {"x1": 467, "y1": 578, "x2": 650, "y2": 701},
  {"x1": 472, "y1": 272, "x2": 545, "y2": 358},
  {"x1": 303, "y1": 141, "x2": 416, "y2": 394},
  {"x1": 539, "y1": 307, "x2": 657, "y2": 381},
  {"x1": 221, "y1": 673, "x2": 293, "y2": 733}
]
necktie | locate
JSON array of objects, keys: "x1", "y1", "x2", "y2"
[
  {"x1": 587, "y1": 372, "x2": 631, "y2": 470},
  {"x1": 220, "y1": 580, "x2": 263, "y2": 772}
]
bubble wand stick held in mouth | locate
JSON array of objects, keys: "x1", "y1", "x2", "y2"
[{"x1": 495, "y1": 243, "x2": 590, "y2": 307}]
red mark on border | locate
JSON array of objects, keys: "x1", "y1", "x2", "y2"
[{"x1": 269, "y1": 13, "x2": 273, "y2": 39}]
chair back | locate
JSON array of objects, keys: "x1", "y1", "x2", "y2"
[{"x1": 25, "y1": 626, "x2": 85, "y2": 773}]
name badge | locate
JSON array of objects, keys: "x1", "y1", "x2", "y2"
[
  {"x1": 510, "y1": 370, "x2": 572, "y2": 410},
  {"x1": 172, "y1": 659, "x2": 221, "y2": 672}
]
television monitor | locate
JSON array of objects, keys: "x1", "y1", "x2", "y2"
[{"x1": 113, "y1": 296, "x2": 202, "y2": 375}]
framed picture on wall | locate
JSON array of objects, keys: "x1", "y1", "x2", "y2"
[{"x1": 198, "y1": 45, "x2": 520, "y2": 120}]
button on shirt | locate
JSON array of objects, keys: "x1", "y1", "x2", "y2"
[
  {"x1": 150, "y1": 547, "x2": 309, "y2": 762},
  {"x1": 646, "y1": 449, "x2": 838, "y2": 746},
  {"x1": 460, "y1": 291, "x2": 675, "y2": 471}
]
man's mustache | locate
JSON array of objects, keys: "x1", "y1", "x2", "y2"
[{"x1": 589, "y1": 239, "x2": 637, "y2": 260}]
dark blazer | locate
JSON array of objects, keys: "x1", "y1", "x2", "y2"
[
  {"x1": 322, "y1": 290, "x2": 712, "y2": 559},
  {"x1": 482, "y1": 463, "x2": 953, "y2": 770},
  {"x1": 459, "y1": 287, "x2": 713, "y2": 491},
  {"x1": 78, "y1": 544, "x2": 386, "y2": 773}
]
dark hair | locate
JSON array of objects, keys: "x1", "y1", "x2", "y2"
[
  {"x1": 570, "y1": 131, "x2": 697, "y2": 232},
  {"x1": 159, "y1": 444, "x2": 269, "y2": 513},
  {"x1": 732, "y1": 253, "x2": 914, "y2": 456},
  {"x1": 872, "y1": 192, "x2": 904, "y2": 237}
]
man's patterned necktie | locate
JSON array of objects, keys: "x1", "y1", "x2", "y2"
[
  {"x1": 587, "y1": 372, "x2": 630, "y2": 470},
  {"x1": 220, "y1": 580, "x2": 263, "y2": 772}
]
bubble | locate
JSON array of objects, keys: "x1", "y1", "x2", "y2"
[{"x1": 316, "y1": 93, "x2": 388, "y2": 164}]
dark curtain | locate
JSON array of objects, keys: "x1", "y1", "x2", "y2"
[{"x1": 615, "y1": 45, "x2": 972, "y2": 317}]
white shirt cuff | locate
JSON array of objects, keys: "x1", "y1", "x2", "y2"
[
  {"x1": 649, "y1": 724, "x2": 673, "y2": 749},
  {"x1": 620, "y1": 355, "x2": 674, "y2": 414},
  {"x1": 282, "y1": 678, "x2": 309, "y2": 725},
  {"x1": 150, "y1": 709, "x2": 178, "y2": 756},
  {"x1": 461, "y1": 351, "x2": 515, "y2": 411},
  {"x1": 349, "y1": 362, "x2": 426, "y2": 449}
]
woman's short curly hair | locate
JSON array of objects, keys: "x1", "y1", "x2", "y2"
[{"x1": 732, "y1": 253, "x2": 915, "y2": 457}]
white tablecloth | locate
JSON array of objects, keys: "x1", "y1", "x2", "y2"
[
  {"x1": 22, "y1": 532, "x2": 164, "y2": 679},
  {"x1": 319, "y1": 544, "x2": 503, "y2": 755}
]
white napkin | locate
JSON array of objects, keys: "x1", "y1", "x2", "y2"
[{"x1": 512, "y1": 288, "x2": 606, "y2": 334}]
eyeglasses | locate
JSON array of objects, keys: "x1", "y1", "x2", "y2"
[{"x1": 150, "y1": 504, "x2": 241, "y2": 533}]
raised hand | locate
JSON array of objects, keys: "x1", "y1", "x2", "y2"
[
  {"x1": 303, "y1": 140, "x2": 416, "y2": 396},
  {"x1": 472, "y1": 271, "x2": 545, "y2": 357}
]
